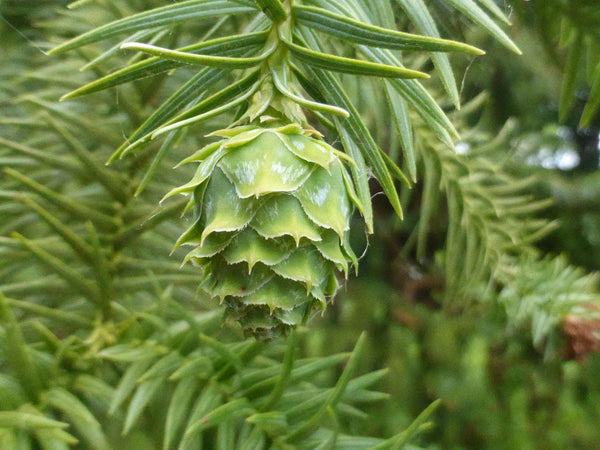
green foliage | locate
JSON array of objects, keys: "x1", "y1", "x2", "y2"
[
  {"x1": 2, "y1": 0, "x2": 600, "y2": 448},
  {"x1": 316, "y1": 279, "x2": 600, "y2": 449},
  {"x1": 511, "y1": 0, "x2": 600, "y2": 126}
]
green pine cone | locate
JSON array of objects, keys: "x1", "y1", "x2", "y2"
[{"x1": 168, "y1": 124, "x2": 361, "y2": 339}]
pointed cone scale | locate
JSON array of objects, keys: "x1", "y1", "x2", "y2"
[
  {"x1": 273, "y1": 123, "x2": 305, "y2": 135},
  {"x1": 177, "y1": 140, "x2": 222, "y2": 166},
  {"x1": 272, "y1": 247, "x2": 328, "y2": 291},
  {"x1": 163, "y1": 146, "x2": 229, "y2": 200},
  {"x1": 209, "y1": 125, "x2": 257, "y2": 139},
  {"x1": 191, "y1": 181, "x2": 207, "y2": 217},
  {"x1": 323, "y1": 271, "x2": 339, "y2": 297},
  {"x1": 313, "y1": 229, "x2": 349, "y2": 277},
  {"x1": 232, "y1": 306, "x2": 279, "y2": 329},
  {"x1": 251, "y1": 195, "x2": 321, "y2": 244},
  {"x1": 219, "y1": 129, "x2": 265, "y2": 150},
  {"x1": 296, "y1": 160, "x2": 351, "y2": 238},
  {"x1": 223, "y1": 229, "x2": 293, "y2": 271},
  {"x1": 175, "y1": 217, "x2": 204, "y2": 248},
  {"x1": 219, "y1": 131, "x2": 313, "y2": 198},
  {"x1": 182, "y1": 232, "x2": 234, "y2": 263},
  {"x1": 241, "y1": 277, "x2": 311, "y2": 311},
  {"x1": 279, "y1": 133, "x2": 335, "y2": 170},
  {"x1": 205, "y1": 258, "x2": 273, "y2": 299},
  {"x1": 200, "y1": 168, "x2": 259, "y2": 243},
  {"x1": 274, "y1": 303, "x2": 310, "y2": 326}
]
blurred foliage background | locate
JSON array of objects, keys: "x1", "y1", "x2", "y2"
[
  {"x1": 319, "y1": 1, "x2": 600, "y2": 447},
  {"x1": 1, "y1": 0, "x2": 600, "y2": 449}
]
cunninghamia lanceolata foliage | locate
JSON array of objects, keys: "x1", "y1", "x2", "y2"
[{"x1": 167, "y1": 123, "x2": 360, "y2": 339}]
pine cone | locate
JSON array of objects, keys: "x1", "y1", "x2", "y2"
[{"x1": 168, "y1": 124, "x2": 360, "y2": 339}]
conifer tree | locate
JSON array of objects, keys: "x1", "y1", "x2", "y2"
[{"x1": 1, "y1": 0, "x2": 599, "y2": 448}]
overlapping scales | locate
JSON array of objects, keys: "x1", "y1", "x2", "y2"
[{"x1": 170, "y1": 125, "x2": 361, "y2": 339}]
